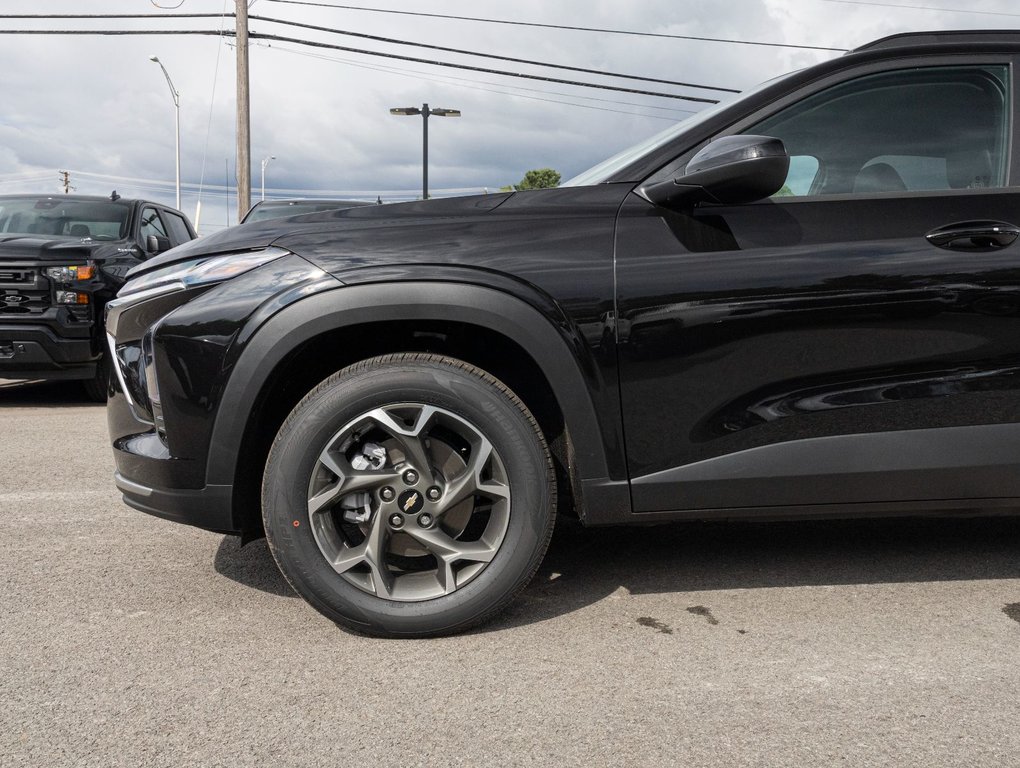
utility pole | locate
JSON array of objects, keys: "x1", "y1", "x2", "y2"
[
  {"x1": 59, "y1": 170, "x2": 73, "y2": 194},
  {"x1": 235, "y1": 0, "x2": 251, "y2": 219}
]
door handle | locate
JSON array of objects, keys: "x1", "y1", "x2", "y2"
[{"x1": 926, "y1": 220, "x2": 1020, "y2": 251}]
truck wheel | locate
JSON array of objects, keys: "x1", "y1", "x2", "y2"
[
  {"x1": 262, "y1": 353, "x2": 556, "y2": 637},
  {"x1": 82, "y1": 355, "x2": 109, "y2": 402}
]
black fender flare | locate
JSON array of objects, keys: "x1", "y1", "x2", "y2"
[{"x1": 205, "y1": 280, "x2": 626, "y2": 520}]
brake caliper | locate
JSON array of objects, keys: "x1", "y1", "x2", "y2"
[{"x1": 340, "y1": 442, "x2": 388, "y2": 523}]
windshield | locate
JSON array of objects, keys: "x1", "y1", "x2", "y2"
[
  {"x1": 563, "y1": 72, "x2": 797, "y2": 187},
  {"x1": 0, "y1": 197, "x2": 130, "y2": 239}
]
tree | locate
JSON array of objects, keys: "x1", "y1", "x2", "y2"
[{"x1": 506, "y1": 168, "x2": 561, "y2": 191}]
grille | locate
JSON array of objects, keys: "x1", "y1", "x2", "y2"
[
  {"x1": 0, "y1": 268, "x2": 32, "y2": 284},
  {"x1": 0, "y1": 288, "x2": 49, "y2": 314}
]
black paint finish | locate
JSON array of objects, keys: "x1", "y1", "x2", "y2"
[
  {"x1": 108, "y1": 31, "x2": 1020, "y2": 534},
  {"x1": 616, "y1": 190, "x2": 1020, "y2": 510}
]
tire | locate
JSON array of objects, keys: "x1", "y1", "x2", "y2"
[
  {"x1": 82, "y1": 354, "x2": 109, "y2": 402},
  {"x1": 262, "y1": 353, "x2": 556, "y2": 637}
]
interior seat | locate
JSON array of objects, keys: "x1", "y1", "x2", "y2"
[{"x1": 853, "y1": 162, "x2": 908, "y2": 194}]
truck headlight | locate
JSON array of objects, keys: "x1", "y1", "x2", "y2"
[
  {"x1": 55, "y1": 291, "x2": 89, "y2": 305},
  {"x1": 46, "y1": 262, "x2": 95, "y2": 282}
]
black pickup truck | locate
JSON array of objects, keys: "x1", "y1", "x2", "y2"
[{"x1": 0, "y1": 194, "x2": 196, "y2": 399}]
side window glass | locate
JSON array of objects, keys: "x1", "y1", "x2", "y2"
[
  {"x1": 749, "y1": 66, "x2": 1010, "y2": 197},
  {"x1": 774, "y1": 156, "x2": 820, "y2": 197},
  {"x1": 140, "y1": 207, "x2": 168, "y2": 243},
  {"x1": 163, "y1": 211, "x2": 193, "y2": 246}
]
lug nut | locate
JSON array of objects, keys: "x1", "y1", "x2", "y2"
[
  {"x1": 417, "y1": 513, "x2": 434, "y2": 527},
  {"x1": 388, "y1": 513, "x2": 404, "y2": 528},
  {"x1": 380, "y1": 487, "x2": 395, "y2": 502},
  {"x1": 426, "y1": 486, "x2": 441, "y2": 501},
  {"x1": 402, "y1": 469, "x2": 419, "y2": 485}
]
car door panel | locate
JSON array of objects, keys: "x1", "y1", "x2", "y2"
[{"x1": 616, "y1": 189, "x2": 1020, "y2": 512}]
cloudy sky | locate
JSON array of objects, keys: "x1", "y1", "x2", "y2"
[{"x1": 1, "y1": 0, "x2": 1018, "y2": 232}]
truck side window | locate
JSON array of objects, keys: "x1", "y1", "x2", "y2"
[
  {"x1": 162, "y1": 211, "x2": 193, "y2": 246},
  {"x1": 140, "y1": 207, "x2": 169, "y2": 244}
]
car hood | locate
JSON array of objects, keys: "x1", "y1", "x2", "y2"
[
  {"x1": 132, "y1": 193, "x2": 514, "y2": 277},
  {"x1": 0, "y1": 235, "x2": 127, "y2": 262}
]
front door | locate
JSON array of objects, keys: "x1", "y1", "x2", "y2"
[{"x1": 616, "y1": 59, "x2": 1020, "y2": 513}]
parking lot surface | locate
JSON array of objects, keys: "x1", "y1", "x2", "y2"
[{"x1": 2, "y1": 379, "x2": 1020, "y2": 767}]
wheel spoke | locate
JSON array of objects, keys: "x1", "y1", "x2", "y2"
[
  {"x1": 406, "y1": 525, "x2": 499, "y2": 564},
  {"x1": 436, "y1": 438, "x2": 509, "y2": 514},
  {"x1": 309, "y1": 448, "x2": 399, "y2": 515},
  {"x1": 403, "y1": 525, "x2": 500, "y2": 594},
  {"x1": 330, "y1": 540, "x2": 368, "y2": 574},
  {"x1": 362, "y1": 507, "x2": 394, "y2": 598},
  {"x1": 367, "y1": 406, "x2": 436, "y2": 472}
]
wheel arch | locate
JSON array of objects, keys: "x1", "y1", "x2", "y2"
[{"x1": 206, "y1": 281, "x2": 626, "y2": 534}]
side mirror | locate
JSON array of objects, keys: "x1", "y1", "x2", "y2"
[
  {"x1": 638, "y1": 135, "x2": 790, "y2": 210},
  {"x1": 146, "y1": 234, "x2": 171, "y2": 254}
]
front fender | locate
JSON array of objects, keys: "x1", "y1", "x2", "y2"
[{"x1": 206, "y1": 280, "x2": 629, "y2": 523}]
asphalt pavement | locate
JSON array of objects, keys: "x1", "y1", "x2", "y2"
[{"x1": 2, "y1": 378, "x2": 1020, "y2": 767}]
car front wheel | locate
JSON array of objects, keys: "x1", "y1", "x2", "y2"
[{"x1": 262, "y1": 353, "x2": 556, "y2": 637}]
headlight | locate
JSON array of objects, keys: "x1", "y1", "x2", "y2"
[
  {"x1": 46, "y1": 263, "x2": 96, "y2": 282},
  {"x1": 55, "y1": 291, "x2": 89, "y2": 305},
  {"x1": 118, "y1": 247, "x2": 290, "y2": 299}
]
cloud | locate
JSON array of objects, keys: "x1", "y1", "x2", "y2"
[{"x1": 0, "y1": 0, "x2": 1016, "y2": 232}]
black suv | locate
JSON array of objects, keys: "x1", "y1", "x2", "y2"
[
  {"x1": 0, "y1": 194, "x2": 196, "y2": 399},
  {"x1": 108, "y1": 31, "x2": 1020, "y2": 636}
]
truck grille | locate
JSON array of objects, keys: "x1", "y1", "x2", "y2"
[
  {"x1": 0, "y1": 267, "x2": 50, "y2": 314},
  {"x1": 0, "y1": 288, "x2": 49, "y2": 314},
  {"x1": 0, "y1": 268, "x2": 32, "y2": 283}
]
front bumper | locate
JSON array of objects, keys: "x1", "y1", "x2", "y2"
[
  {"x1": 106, "y1": 250, "x2": 336, "y2": 536},
  {"x1": 0, "y1": 322, "x2": 97, "y2": 380},
  {"x1": 109, "y1": 383, "x2": 239, "y2": 533},
  {"x1": 114, "y1": 471, "x2": 236, "y2": 534}
]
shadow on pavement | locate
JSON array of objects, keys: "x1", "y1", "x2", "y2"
[
  {"x1": 212, "y1": 513, "x2": 1020, "y2": 630},
  {"x1": 214, "y1": 537, "x2": 295, "y2": 598},
  {"x1": 0, "y1": 378, "x2": 98, "y2": 407},
  {"x1": 491, "y1": 514, "x2": 1020, "y2": 631}
]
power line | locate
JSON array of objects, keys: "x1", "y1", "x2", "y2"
[
  {"x1": 267, "y1": 43, "x2": 700, "y2": 114},
  {"x1": 0, "y1": 13, "x2": 231, "y2": 19},
  {"x1": 250, "y1": 14, "x2": 740, "y2": 93},
  {"x1": 0, "y1": 24, "x2": 720, "y2": 103},
  {"x1": 250, "y1": 32, "x2": 720, "y2": 103},
  {"x1": 0, "y1": 29, "x2": 232, "y2": 37},
  {"x1": 261, "y1": 0, "x2": 849, "y2": 52},
  {"x1": 269, "y1": 44, "x2": 692, "y2": 121},
  {"x1": 817, "y1": 0, "x2": 1020, "y2": 16},
  {"x1": 0, "y1": 12, "x2": 734, "y2": 94}
]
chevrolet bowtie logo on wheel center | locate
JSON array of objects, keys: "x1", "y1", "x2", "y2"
[{"x1": 399, "y1": 490, "x2": 424, "y2": 515}]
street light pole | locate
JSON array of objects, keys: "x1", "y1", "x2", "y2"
[
  {"x1": 260, "y1": 155, "x2": 276, "y2": 201},
  {"x1": 423, "y1": 104, "x2": 429, "y2": 201},
  {"x1": 389, "y1": 103, "x2": 461, "y2": 200},
  {"x1": 149, "y1": 55, "x2": 181, "y2": 210}
]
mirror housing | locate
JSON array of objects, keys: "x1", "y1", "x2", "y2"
[
  {"x1": 638, "y1": 135, "x2": 790, "y2": 210},
  {"x1": 146, "y1": 234, "x2": 171, "y2": 254}
]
